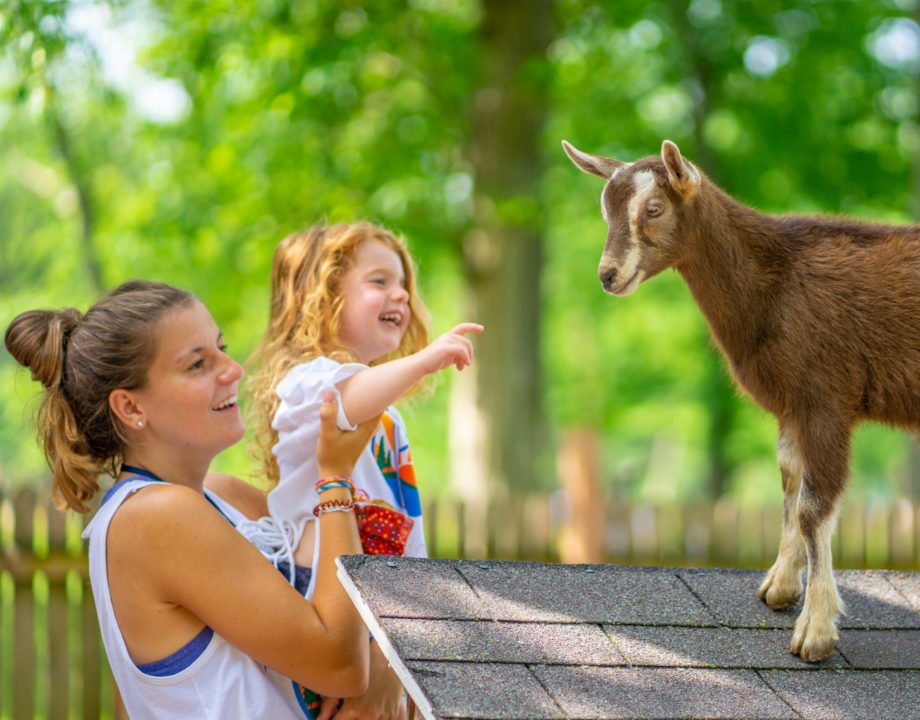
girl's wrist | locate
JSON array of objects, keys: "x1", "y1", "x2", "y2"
[
  {"x1": 314, "y1": 475, "x2": 355, "y2": 497},
  {"x1": 408, "y1": 349, "x2": 433, "y2": 379},
  {"x1": 315, "y1": 475, "x2": 355, "y2": 495},
  {"x1": 313, "y1": 496, "x2": 356, "y2": 516},
  {"x1": 314, "y1": 486, "x2": 353, "y2": 504}
]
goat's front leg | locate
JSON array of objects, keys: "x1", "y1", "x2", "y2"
[
  {"x1": 788, "y1": 420, "x2": 848, "y2": 662},
  {"x1": 757, "y1": 426, "x2": 807, "y2": 609}
]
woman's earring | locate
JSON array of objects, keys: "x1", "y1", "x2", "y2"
[{"x1": 137, "y1": 420, "x2": 144, "y2": 428}]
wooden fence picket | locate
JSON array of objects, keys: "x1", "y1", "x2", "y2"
[
  {"x1": 12, "y1": 489, "x2": 36, "y2": 720},
  {"x1": 47, "y1": 494, "x2": 69, "y2": 720}
]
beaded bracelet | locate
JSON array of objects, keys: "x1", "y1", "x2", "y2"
[
  {"x1": 313, "y1": 498, "x2": 356, "y2": 517},
  {"x1": 316, "y1": 480, "x2": 353, "y2": 493},
  {"x1": 315, "y1": 475, "x2": 355, "y2": 495},
  {"x1": 317, "y1": 505, "x2": 354, "y2": 515}
]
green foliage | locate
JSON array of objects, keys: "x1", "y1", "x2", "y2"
[{"x1": 2, "y1": 0, "x2": 919, "y2": 505}]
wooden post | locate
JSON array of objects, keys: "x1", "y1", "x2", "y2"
[
  {"x1": 712, "y1": 497, "x2": 738, "y2": 566},
  {"x1": 683, "y1": 504, "x2": 711, "y2": 566},
  {"x1": 81, "y1": 511, "x2": 102, "y2": 720},
  {"x1": 425, "y1": 498, "x2": 438, "y2": 560},
  {"x1": 915, "y1": 501, "x2": 920, "y2": 568},
  {"x1": 1, "y1": 491, "x2": 8, "y2": 720},
  {"x1": 557, "y1": 428, "x2": 604, "y2": 564},
  {"x1": 523, "y1": 495, "x2": 552, "y2": 561},
  {"x1": 13, "y1": 489, "x2": 36, "y2": 720},
  {"x1": 889, "y1": 499, "x2": 914, "y2": 568},
  {"x1": 46, "y1": 496, "x2": 68, "y2": 720}
]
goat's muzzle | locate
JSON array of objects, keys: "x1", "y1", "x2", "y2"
[{"x1": 599, "y1": 266, "x2": 618, "y2": 293}]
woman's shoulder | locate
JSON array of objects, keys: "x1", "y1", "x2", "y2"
[
  {"x1": 204, "y1": 473, "x2": 268, "y2": 521},
  {"x1": 105, "y1": 483, "x2": 219, "y2": 564},
  {"x1": 110, "y1": 482, "x2": 208, "y2": 528},
  {"x1": 106, "y1": 482, "x2": 257, "y2": 575}
]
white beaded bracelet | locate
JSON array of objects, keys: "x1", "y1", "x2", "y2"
[{"x1": 315, "y1": 504, "x2": 356, "y2": 516}]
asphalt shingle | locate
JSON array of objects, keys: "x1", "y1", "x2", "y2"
[
  {"x1": 386, "y1": 618, "x2": 625, "y2": 665},
  {"x1": 457, "y1": 561, "x2": 716, "y2": 626},
  {"x1": 837, "y1": 629, "x2": 920, "y2": 668},
  {"x1": 406, "y1": 661, "x2": 564, "y2": 719},
  {"x1": 886, "y1": 570, "x2": 920, "y2": 611},
  {"x1": 336, "y1": 556, "x2": 920, "y2": 720},
  {"x1": 605, "y1": 625, "x2": 844, "y2": 669},
  {"x1": 532, "y1": 666, "x2": 798, "y2": 720},
  {"x1": 763, "y1": 669, "x2": 920, "y2": 720},
  {"x1": 678, "y1": 568, "x2": 800, "y2": 628},
  {"x1": 836, "y1": 570, "x2": 920, "y2": 629}
]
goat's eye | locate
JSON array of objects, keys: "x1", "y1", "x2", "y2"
[{"x1": 647, "y1": 204, "x2": 664, "y2": 218}]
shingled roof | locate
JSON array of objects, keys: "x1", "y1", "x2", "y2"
[{"x1": 336, "y1": 555, "x2": 920, "y2": 720}]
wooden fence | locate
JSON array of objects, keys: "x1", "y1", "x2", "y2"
[
  {"x1": 2, "y1": 485, "x2": 919, "y2": 719},
  {"x1": 424, "y1": 492, "x2": 920, "y2": 570},
  {"x1": 0, "y1": 488, "x2": 114, "y2": 720}
]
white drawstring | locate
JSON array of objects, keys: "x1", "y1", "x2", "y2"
[{"x1": 235, "y1": 516, "x2": 305, "y2": 587}]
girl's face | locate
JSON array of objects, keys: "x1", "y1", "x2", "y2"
[
  {"x1": 338, "y1": 240, "x2": 411, "y2": 364},
  {"x1": 128, "y1": 301, "x2": 245, "y2": 462}
]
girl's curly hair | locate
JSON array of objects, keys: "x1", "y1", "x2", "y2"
[{"x1": 246, "y1": 221, "x2": 430, "y2": 486}]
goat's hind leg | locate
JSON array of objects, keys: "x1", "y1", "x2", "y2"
[{"x1": 758, "y1": 427, "x2": 807, "y2": 609}]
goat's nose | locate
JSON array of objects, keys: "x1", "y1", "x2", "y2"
[{"x1": 599, "y1": 267, "x2": 617, "y2": 289}]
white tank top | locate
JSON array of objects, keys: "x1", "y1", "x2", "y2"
[{"x1": 82, "y1": 479, "x2": 314, "y2": 719}]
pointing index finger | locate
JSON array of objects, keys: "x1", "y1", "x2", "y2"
[{"x1": 450, "y1": 323, "x2": 484, "y2": 336}]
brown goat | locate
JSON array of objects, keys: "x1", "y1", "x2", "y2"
[{"x1": 563, "y1": 138, "x2": 920, "y2": 662}]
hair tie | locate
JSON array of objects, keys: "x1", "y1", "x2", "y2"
[{"x1": 58, "y1": 309, "x2": 83, "y2": 389}]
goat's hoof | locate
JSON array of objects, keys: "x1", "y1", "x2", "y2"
[
  {"x1": 793, "y1": 637, "x2": 836, "y2": 663},
  {"x1": 790, "y1": 619, "x2": 838, "y2": 663},
  {"x1": 757, "y1": 572, "x2": 801, "y2": 610},
  {"x1": 762, "y1": 588, "x2": 800, "y2": 610}
]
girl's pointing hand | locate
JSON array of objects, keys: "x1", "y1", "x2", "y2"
[{"x1": 417, "y1": 323, "x2": 483, "y2": 374}]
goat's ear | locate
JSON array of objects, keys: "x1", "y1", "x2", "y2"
[
  {"x1": 661, "y1": 140, "x2": 700, "y2": 200},
  {"x1": 562, "y1": 140, "x2": 626, "y2": 179}
]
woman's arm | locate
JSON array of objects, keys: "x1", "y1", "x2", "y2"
[
  {"x1": 317, "y1": 640, "x2": 407, "y2": 720},
  {"x1": 108, "y1": 396, "x2": 376, "y2": 697},
  {"x1": 339, "y1": 323, "x2": 482, "y2": 423}
]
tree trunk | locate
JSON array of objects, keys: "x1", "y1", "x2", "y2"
[
  {"x1": 450, "y1": 0, "x2": 553, "y2": 520},
  {"x1": 45, "y1": 81, "x2": 104, "y2": 296}
]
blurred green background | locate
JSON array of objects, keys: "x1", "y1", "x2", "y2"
[{"x1": 3, "y1": 0, "x2": 920, "y2": 513}]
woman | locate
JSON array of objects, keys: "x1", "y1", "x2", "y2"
[{"x1": 5, "y1": 280, "x2": 374, "y2": 719}]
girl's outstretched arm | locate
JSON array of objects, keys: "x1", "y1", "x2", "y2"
[{"x1": 338, "y1": 323, "x2": 483, "y2": 424}]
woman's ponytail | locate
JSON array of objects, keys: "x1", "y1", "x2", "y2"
[
  {"x1": 5, "y1": 282, "x2": 195, "y2": 512},
  {"x1": 5, "y1": 308, "x2": 81, "y2": 389}
]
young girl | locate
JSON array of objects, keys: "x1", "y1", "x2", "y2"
[{"x1": 246, "y1": 221, "x2": 481, "y2": 717}]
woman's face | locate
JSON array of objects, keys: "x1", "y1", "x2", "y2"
[
  {"x1": 130, "y1": 301, "x2": 245, "y2": 461},
  {"x1": 337, "y1": 240, "x2": 411, "y2": 364}
]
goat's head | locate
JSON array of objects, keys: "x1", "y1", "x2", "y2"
[{"x1": 562, "y1": 139, "x2": 701, "y2": 296}]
